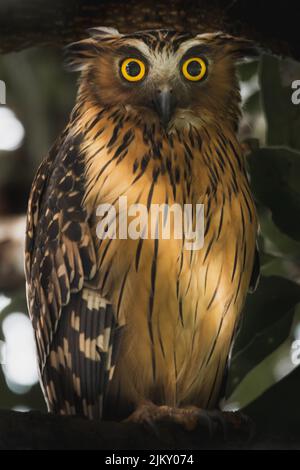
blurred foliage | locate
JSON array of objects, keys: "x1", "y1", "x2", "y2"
[
  {"x1": 0, "y1": 48, "x2": 300, "y2": 424},
  {"x1": 0, "y1": 288, "x2": 45, "y2": 411},
  {"x1": 244, "y1": 364, "x2": 300, "y2": 435},
  {"x1": 0, "y1": 46, "x2": 75, "y2": 411},
  {"x1": 250, "y1": 148, "x2": 300, "y2": 239},
  {"x1": 0, "y1": 48, "x2": 76, "y2": 213},
  {"x1": 226, "y1": 55, "x2": 300, "y2": 416},
  {"x1": 260, "y1": 55, "x2": 300, "y2": 150}
]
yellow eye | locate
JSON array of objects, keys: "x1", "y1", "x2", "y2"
[
  {"x1": 182, "y1": 57, "x2": 207, "y2": 81},
  {"x1": 121, "y1": 58, "x2": 146, "y2": 82}
]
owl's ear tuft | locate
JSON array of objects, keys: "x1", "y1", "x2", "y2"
[
  {"x1": 87, "y1": 26, "x2": 121, "y2": 39},
  {"x1": 64, "y1": 38, "x2": 101, "y2": 72},
  {"x1": 222, "y1": 34, "x2": 260, "y2": 61},
  {"x1": 197, "y1": 32, "x2": 259, "y2": 61},
  {"x1": 64, "y1": 27, "x2": 123, "y2": 72}
]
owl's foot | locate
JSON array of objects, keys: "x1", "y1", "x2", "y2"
[{"x1": 125, "y1": 401, "x2": 254, "y2": 440}]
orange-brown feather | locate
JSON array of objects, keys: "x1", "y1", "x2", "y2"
[{"x1": 74, "y1": 93, "x2": 257, "y2": 417}]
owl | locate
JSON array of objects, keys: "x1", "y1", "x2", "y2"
[{"x1": 25, "y1": 28, "x2": 259, "y2": 429}]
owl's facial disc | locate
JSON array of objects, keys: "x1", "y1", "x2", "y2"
[
  {"x1": 115, "y1": 43, "x2": 210, "y2": 128},
  {"x1": 81, "y1": 30, "x2": 253, "y2": 131},
  {"x1": 69, "y1": 28, "x2": 257, "y2": 131}
]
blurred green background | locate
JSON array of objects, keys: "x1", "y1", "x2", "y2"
[
  {"x1": 0, "y1": 47, "x2": 76, "y2": 413},
  {"x1": 0, "y1": 48, "x2": 300, "y2": 431}
]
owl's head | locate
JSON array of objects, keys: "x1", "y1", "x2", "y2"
[{"x1": 66, "y1": 28, "x2": 257, "y2": 131}]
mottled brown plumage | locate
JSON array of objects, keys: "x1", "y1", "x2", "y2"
[{"x1": 25, "y1": 28, "x2": 259, "y2": 421}]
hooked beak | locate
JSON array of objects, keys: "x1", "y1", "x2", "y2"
[{"x1": 153, "y1": 87, "x2": 176, "y2": 128}]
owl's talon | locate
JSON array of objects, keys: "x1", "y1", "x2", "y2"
[
  {"x1": 124, "y1": 402, "x2": 167, "y2": 441},
  {"x1": 125, "y1": 403, "x2": 254, "y2": 442}
]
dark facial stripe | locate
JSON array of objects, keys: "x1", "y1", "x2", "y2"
[
  {"x1": 181, "y1": 44, "x2": 212, "y2": 60},
  {"x1": 116, "y1": 45, "x2": 148, "y2": 62}
]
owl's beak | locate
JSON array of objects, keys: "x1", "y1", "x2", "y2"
[{"x1": 153, "y1": 87, "x2": 176, "y2": 128}]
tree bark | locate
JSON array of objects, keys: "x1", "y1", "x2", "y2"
[
  {"x1": 0, "y1": 0, "x2": 299, "y2": 60},
  {"x1": 0, "y1": 409, "x2": 299, "y2": 450}
]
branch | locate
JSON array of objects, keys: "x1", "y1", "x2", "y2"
[
  {"x1": 0, "y1": 409, "x2": 299, "y2": 450},
  {"x1": 0, "y1": 0, "x2": 299, "y2": 60}
]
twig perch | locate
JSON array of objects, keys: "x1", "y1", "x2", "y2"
[{"x1": 0, "y1": 409, "x2": 299, "y2": 450}]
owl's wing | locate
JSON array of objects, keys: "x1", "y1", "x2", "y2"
[{"x1": 25, "y1": 132, "x2": 121, "y2": 419}]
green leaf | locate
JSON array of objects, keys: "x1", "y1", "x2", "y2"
[
  {"x1": 249, "y1": 147, "x2": 300, "y2": 240},
  {"x1": 258, "y1": 206, "x2": 300, "y2": 257},
  {"x1": 227, "y1": 303, "x2": 300, "y2": 398},
  {"x1": 243, "y1": 364, "x2": 300, "y2": 434},
  {"x1": 234, "y1": 276, "x2": 300, "y2": 353},
  {"x1": 226, "y1": 277, "x2": 300, "y2": 407},
  {"x1": 260, "y1": 254, "x2": 291, "y2": 279},
  {"x1": 243, "y1": 90, "x2": 260, "y2": 114},
  {"x1": 238, "y1": 60, "x2": 259, "y2": 82}
]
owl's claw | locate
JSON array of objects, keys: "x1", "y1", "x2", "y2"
[
  {"x1": 124, "y1": 402, "x2": 255, "y2": 442},
  {"x1": 123, "y1": 401, "x2": 165, "y2": 440}
]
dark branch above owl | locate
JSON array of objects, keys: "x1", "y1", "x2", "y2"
[{"x1": 0, "y1": 0, "x2": 299, "y2": 60}]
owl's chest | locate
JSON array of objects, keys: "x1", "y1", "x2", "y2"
[
  {"x1": 85, "y1": 130, "x2": 255, "y2": 308},
  {"x1": 77, "y1": 112, "x2": 258, "y2": 413},
  {"x1": 99, "y1": 186, "x2": 254, "y2": 412},
  {"x1": 88, "y1": 147, "x2": 254, "y2": 341},
  {"x1": 84, "y1": 132, "x2": 256, "y2": 410}
]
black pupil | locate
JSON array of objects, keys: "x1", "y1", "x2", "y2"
[
  {"x1": 126, "y1": 61, "x2": 141, "y2": 77},
  {"x1": 187, "y1": 60, "x2": 202, "y2": 77}
]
